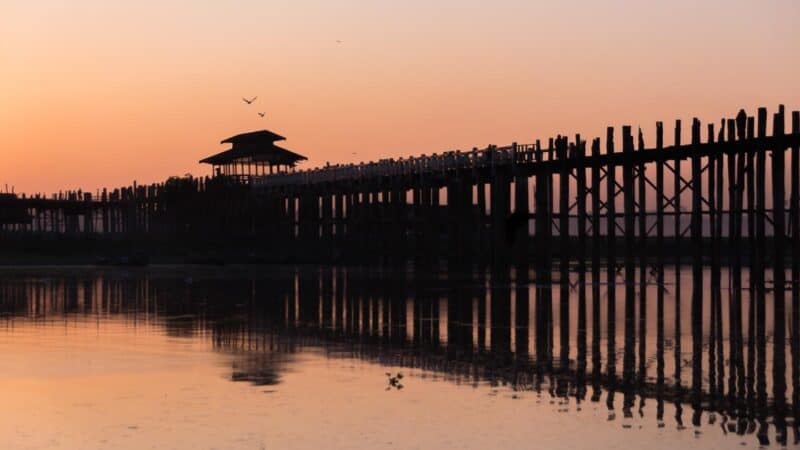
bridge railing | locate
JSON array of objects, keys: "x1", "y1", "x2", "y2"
[{"x1": 253, "y1": 141, "x2": 556, "y2": 187}]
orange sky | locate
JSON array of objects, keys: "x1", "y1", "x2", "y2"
[{"x1": 1, "y1": 0, "x2": 799, "y2": 194}]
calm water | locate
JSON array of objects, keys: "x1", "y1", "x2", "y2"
[{"x1": 0, "y1": 264, "x2": 796, "y2": 449}]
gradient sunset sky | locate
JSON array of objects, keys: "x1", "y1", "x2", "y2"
[{"x1": 1, "y1": 0, "x2": 799, "y2": 193}]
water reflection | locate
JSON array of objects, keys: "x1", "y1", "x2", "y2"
[{"x1": 0, "y1": 263, "x2": 796, "y2": 447}]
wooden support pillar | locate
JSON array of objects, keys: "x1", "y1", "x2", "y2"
[
  {"x1": 790, "y1": 111, "x2": 800, "y2": 413},
  {"x1": 591, "y1": 138, "x2": 601, "y2": 273},
  {"x1": 636, "y1": 128, "x2": 647, "y2": 383},
  {"x1": 457, "y1": 174, "x2": 474, "y2": 262},
  {"x1": 490, "y1": 161, "x2": 511, "y2": 265},
  {"x1": 755, "y1": 109, "x2": 768, "y2": 395},
  {"x1": 346, "y1": 190, "x2": 356, "y2": 241},
  {"x1": 674, "y1": 120, "x2": 682, "y2": 265},
  {"x1": 689, "y1": 118, "x2": 704, "y2": 416},
  {"x1": 606, "y1": 127, "x2": 617, "y2": 275},
  {"x1": 287, "y1": 194, "x2": 297, "y2": 239},
  {"x1": 557, "y1": 136, "x2": 570, "y2": 371},
  {"x1": 576, "y1": 136, "x2": 587, "y2": 272},
  {"x1": 655, "y1": 122, "x2": 664, "y2": 272},
  {"x1": 622, "y1": 127, "x2": 635, "y2": 274},
  {"x1": 514, "y1": 162, "x2": 530, "y2": 264},
  {"x1": 690, "y1": 118, "x2": 703, "y2": 268},
  {"x1": 476, "y1": 180, "x2": 487, "y2": 261},
  {"x1": 605, "y1": 127, "x2": 617, "y2": 377},
  {"x1": 334, "y1": 192, "x2": 344, "y2": 239},
  {"x1": 590, "y1": 137, "x2": 602, "y2": 383},
  {"x1": 394, "y1": 184, "x2": 407, "y2": 261},
  {"x1": 558, "y1": 136, "x2": 570, "y2": 272},
  {"x1": 575, "y1": 135, "x2": 587, "y2": 379},
  {"x1": 445, "y1": 178, "x2": 457, "y2": 259},
  {"x1": 772, "y1": 107, "x2": 787, "y2": 417},
  {"x1": 621, "y1": 126, "x2": 636, "y2": 388},
  {"x1": 654, "y1": 121, "x2": 665, "y2": 418},
  {"x1": 707, "y1": 122, "x2": 721, "y2": 400},
  {"x1": 534, "y1": 150, "x2": 551, "y2": 272}
]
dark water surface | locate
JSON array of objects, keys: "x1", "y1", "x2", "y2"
[{"x1": 0, "y1": 264, "x2": 796, "y2": 449}]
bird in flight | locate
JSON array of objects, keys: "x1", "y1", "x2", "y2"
[
  {"x1": 242, "y1": 96, "x2": 258, "y2": 104},
  {"x1": 258, "y1": 112, "x2": 265, "y2": 118}
]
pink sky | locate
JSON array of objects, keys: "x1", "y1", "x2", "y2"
[{"x1": 1, "y1": 0, "x2": 799, "y2": 193}]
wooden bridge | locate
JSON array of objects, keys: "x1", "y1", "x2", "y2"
[{"x1": 1, "y1": 105, "x2": 799, "y2": 268}]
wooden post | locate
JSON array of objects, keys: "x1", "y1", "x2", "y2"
[
  {"x1": 447, "y1": 176, "x2": 463, "y2": 262},
  {"x1": 335, "y1": 192, "x2": 344, "y2": 240},
  {"x1": 790, "y1": 111, "x2": 800, "y2": 415},
  {"x1": 514, "y1": 156, "x2": 530, "y2": 264},
  {"x1": 605, "y1": 127, "x2": 617, "y2": 381},
  {"x1": 655, "y1": 120, "x2": 666, "y2": 424},
  {"x1": 772, "y1": 107, "x2": 787, "y2": 416},
  {"x1": 674, "y1": 120, "x2": 682, "y2": 264},
  {"x1": 534, "y1": 150, "x2": 551, "y2": 273},
  {"x1": 576, "y1": 137, "x2": 587, "y2": 274},
  {"x1": 575, "y1": 136, "x2": 587, "y2": 378},
  {"x1": 590, "y1": 137, "x2": 602, "y2": 384},
  {"x1": 636, "y1": 128, "x2": 647, "y2": 384},
  {"x1": 559, "y1": 136, "x2": 570, "y2": 274},
  {"x1": 606, "y1": 127, "x2": 616, "y2": 273},
  {"x1": 591, "y1": 138, "x2": 601, "y2": 274},
  {"x1": 477, "y1": 180, "x2": 487, "y2": 261},
  {"x1": 558, "y1": 136, "x2": 571, "y2": 371},
  {"x1": 322, "y1": 191, "x2": 333, "y2": 242},
  {"x1": 621, "y1": 126, "x2": 636, "y2": 389},
  {"x1": 673, "y1": 119, "x2": 683, "y2": 392},
  {"x1": 656, "y1": 122, "x2": 664, "y2": 272}
]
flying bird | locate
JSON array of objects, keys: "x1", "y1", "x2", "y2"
[
  {"x1": 258, "y1": 112, "x2": 265, "y2": 118},
  {"x1": 242, "y1": 96, "x2": 258, "y2": 105}
]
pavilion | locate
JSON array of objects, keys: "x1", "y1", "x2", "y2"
[{"x1": 199, "y1": 130, "x2": 307, "y2": 181}]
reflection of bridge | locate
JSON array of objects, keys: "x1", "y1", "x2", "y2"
[
  {"x1": 0, "y1": 265, "x2": 796, "y2": 445},
  {"x1": 0, "y1": 106, "x2": 798, "y2": 268}
]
